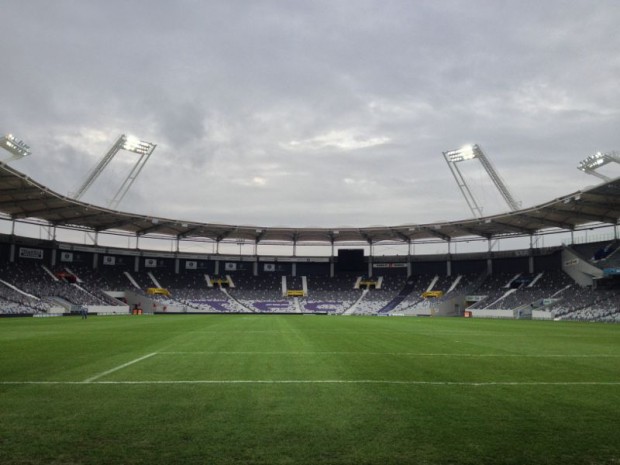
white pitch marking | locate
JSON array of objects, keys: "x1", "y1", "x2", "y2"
[
  {"x1": 157, "y1": 351, "x2": 620, "y2": 358},
  {"x1": 83, "y1": 352, "x2": 157, "y2": 383},
  {"x1": 1, "y1": 380, "x2": 620, "y2": 386}
]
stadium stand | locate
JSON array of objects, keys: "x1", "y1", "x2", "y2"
[{"x1": 0, "y1": 236, "x2": 619, "y2": 320}]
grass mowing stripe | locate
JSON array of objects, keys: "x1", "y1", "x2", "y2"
[
  {"x1": 83, "y1": 352, "x2": 158, "y2": 382},
  {"x1": 3, "y1": 380, "x2": 620, "y2": 386}
]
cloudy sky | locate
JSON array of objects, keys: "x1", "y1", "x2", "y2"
[{"x1": 1, "y1": 0, "x2": 619, "y2": 229}]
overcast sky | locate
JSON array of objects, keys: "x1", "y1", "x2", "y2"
[{"x1": 1, "y1": 0, "x2": 619, "y2": 229}]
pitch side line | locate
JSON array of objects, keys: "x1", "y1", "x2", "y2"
[
  {"x1": 157, "y1": 351, "x2": 620, "y2": 358},
  {"x1": 2, "y1": 380, "x2": 620, "y2": 386},
  {"x1": 83, "y1": 352, "x2": 158, "y2": 383}
]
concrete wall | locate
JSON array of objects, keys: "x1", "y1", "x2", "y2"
[
  {"x1": 470, "y1": 309, "x2": 514, "y2": 319},
  {"x1": 562, "y1": 248, "x2": 603, "y2": 286},
  {"x1": 87, "y1": 305, "x2": 130, "y2": 315},
  {"x1": 532, "y1": 310, "x2": 553, "y2": 320}
]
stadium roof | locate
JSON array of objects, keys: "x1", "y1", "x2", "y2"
[{"x1": 0, "y1": 161, "x2": 619, "y2": 245}]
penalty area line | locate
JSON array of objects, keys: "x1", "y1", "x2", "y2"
[{"x1": 83, "y1": 352, "x2": 158, "y2": 383}]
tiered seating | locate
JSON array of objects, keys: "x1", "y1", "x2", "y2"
[
  {"x1": 490, "y1": 270, "x2": 574, "y2": 310},
  {"x1": 0, "y1": 262, "x2": 114, "y2": 309},
  {"x1": 0, "y1": 254, "x2": 617, "y2": 320},
  {"x1": 227, "y1": 273, "x2": 294, "y2": 312},
  {"x1": 391, "y1": 274, "x2": 444, "y2": 311},
  {"x1": 300, "y1": 274, "x2": 361, "y2": 314},
  {"x1": 467, "y1": 272, "x2": 520, "y2": 309},
  {"x1": 0, "y1": 281, "x2": 50, "y2": 314},
  {"x1": 140, "y1": 269, "x2": 248, "y2": 312},
  {"x1": 354, "y1": 275, "x2": 408, "y2": 315},
  {"x1": 56, "y1": 264, "x2": 125, "y2": 306}
]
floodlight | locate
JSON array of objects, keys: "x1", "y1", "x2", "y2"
[
  {"x1": 73, "y1": 134, "x2": 157, "y2": 208},
  {"x1": 444, "y1": 145, "x2": 476, "y2": 162},
  {"x1": 1, "y1": 134, "x2": 31, "y2": 160},
  {"x1": 442, "y1": 143, "x2": 520, "y2": 218},
  {"x1": 577, "y1": 151, "x2": 619, "y2": 182},
  {"x1": 122, "y1": 135, "x2": 155, "y2": 155}
]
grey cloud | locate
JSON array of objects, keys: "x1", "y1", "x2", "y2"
[{"x1": 1, "y1": 0, "x2": 619, "y2": 228}]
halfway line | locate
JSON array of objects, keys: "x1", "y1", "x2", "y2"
[{"x1": 83, "y1": 352, "x2": 157, "y2": 383}]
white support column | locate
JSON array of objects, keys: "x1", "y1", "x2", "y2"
[
  {"x1": 528, "y1": 234, "x2": 535, "y2": 274},
  {"x1": 407, "y1": 240, "x2": 412, "y2": 277},
  {"x1": 487, "y1": 238, "x2": 493, "y2": 275},
  {"x1": 447, "y1": 240, "x2": 452, "y2": 277}
]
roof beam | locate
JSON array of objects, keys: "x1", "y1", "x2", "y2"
[
  {"x1": 12, "y1": 204, "x2": 83, "y2": 220},
  {"x1": 94, "y1": 219, "x2": 138, "y2": 232},
  {"x1": 0, "y1": 198, "x2": 53, "y2": 209},
  {"x1": 518, "y1": 213, "x2": 575, "y2": 230},
  {"x1": 486, "y1": 220, "x2": 535, "y2": 235},
  {"x1": 418, "y1": 227, "x2": 451, "y2": 241},
  {"x1": 255, "y1": 230, "x2": 267, "y2": 243},
  {"x1": 447, "y1": 224, "x2": 488, "y2": 238},
  {"x1": 564, "y1": 210, "x2": 619, "y2": 225},
  {"x1": 136, "y1": 222, "x2": 175, "y2": 236},
  {"x1": 178, "y1": 225, "x2": 205, "y2": 239},
  {"x1": 0, "y1": 186, "x2": 45, "y2": 197},
  {"x1": 391, "y1": 229, "x2": 412, "y2": 243},
  {"x1": 216, "y1": 229, "x2": 234, "y2": 242},
  {"x1": 359, "y1": 230, "x2": 373, "y2": 244}
]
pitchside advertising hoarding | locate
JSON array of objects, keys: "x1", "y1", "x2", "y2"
[{"x1": 603, "y1": 267, "x2": 620, "y2": 276}]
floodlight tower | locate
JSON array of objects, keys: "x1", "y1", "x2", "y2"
[
  {"x1": 73, "y1": 134, "x2": 156, "y2": 208},
  {"x1": 442, "y1": 144, "x2": 520, "y2": 218},
  {"x1": 577, "y1": 151, "x2": 620, "y2": 182},
  {"x1": 0, "y1": 134, "x2": 31, "y2": 162}
]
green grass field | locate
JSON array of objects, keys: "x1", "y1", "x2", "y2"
[{"x1": 1, "y1": 315, "x2": 619, "y2": 465}]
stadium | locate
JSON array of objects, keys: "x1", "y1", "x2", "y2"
[
  {"x1": 1, "y1": 2, "x2": 620, "y2": 464},
  {"x1": 0, "y1": 144, "x2": 619, "y2": 321},
  {"x1": 0, "y1": 141, "x2": 619, "y2": 465}
]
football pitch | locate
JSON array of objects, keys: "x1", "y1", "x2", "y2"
[{"x1": 1, "y1": 315, "x2": 619, "y2": 465}]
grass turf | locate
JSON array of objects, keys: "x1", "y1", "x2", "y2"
[{"x1": 0, "y1": 315, "x2": 619, "y2": 464}]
